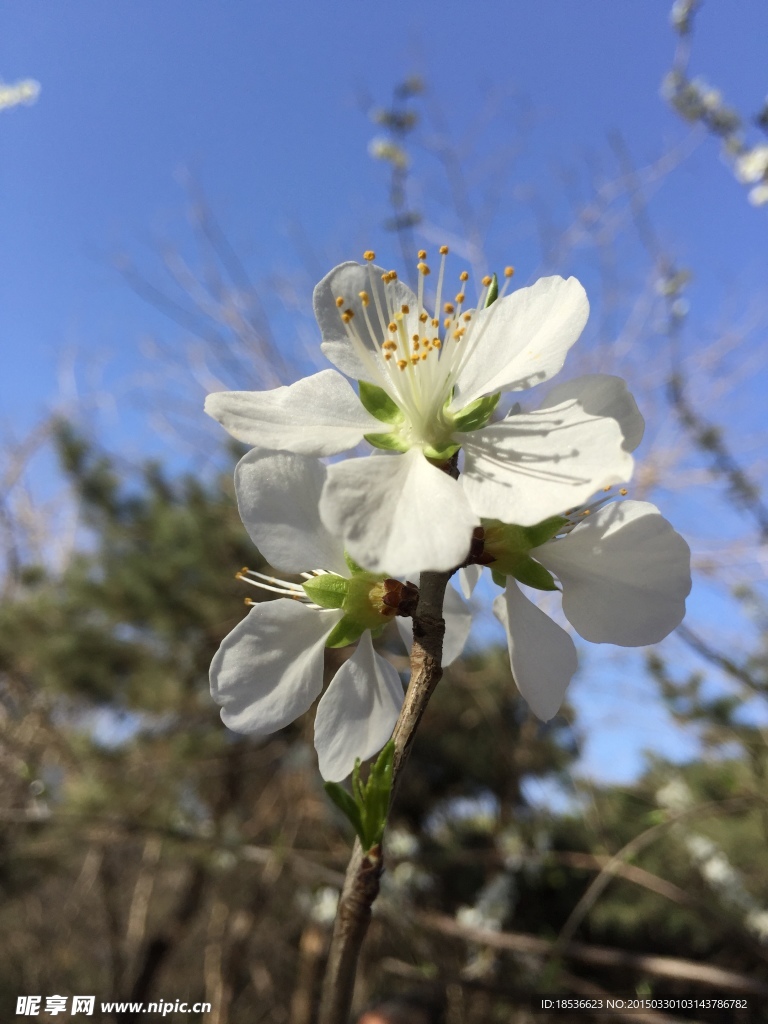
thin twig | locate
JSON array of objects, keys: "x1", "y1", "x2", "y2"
[{"x1": 317, "y1": 566, "x2": 453, "y2": 1024}]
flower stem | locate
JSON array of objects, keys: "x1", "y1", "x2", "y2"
[{"x1": 317, "y1": 566, "x2": 452, "y2": 1024}]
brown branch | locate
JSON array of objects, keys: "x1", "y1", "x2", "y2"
[
  {"x1": 317, "y1": 565, "x2": 453, "y2": 1024},
  {"x1": 417, "y1": 911, "x2": 768, "y2": 997}
]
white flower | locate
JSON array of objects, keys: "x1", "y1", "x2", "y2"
[
  {"x1": 206, "y1": 252, "x2": 634, "y2": 575},
  {"x1": 486, "y1": 499, "x2": 691, "y2": 720},
  {"x1": 210, "y1": 449, "x2": 471, "y2": 780},
  {"x1": 735, "y1": 145, "x2": 768, "y2": 184}
]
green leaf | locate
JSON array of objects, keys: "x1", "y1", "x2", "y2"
[
  {"x1": 301, "y1": 574, "x2": 349, "y2": 609},
  {"x1": 422, "y1": 441, "x2": 461, "y2": 461},
  {"x1": 358, "y1": 380, "x2": 403, "y2": 425},
  {"x1": 452, "y1": 392, "x2": 501, "y2": 433},
  {"x1": 484, "y1": 272, "x2": 499, "y2": 307},
  {"x1": 325, "y1": 615, "x2": 367, "y2": 649},
  {"x1": 324, "y1": 781, "x2": 364, "y2": 838},
  {"x1": 507, "y1": 554, "x2": 558, "y2": 592},
  {"x1": 364, "y1": 431, "x2": 410, "y2": 452}
]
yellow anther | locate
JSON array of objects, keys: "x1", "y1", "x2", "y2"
[
  {"x1": 388, "y1": 322, "x2": 397, "y2": 332},
  {"x1": 603, "y1": 485, "x2": 612, "y2": 492},
  {"x1": 344, "y1": 308, "x2": 354, "y2": 318},
  {"x1": 418, "y1": 249, "x2": 427, "y2": 259},
  {"x1": 358, "y1": 290, "x2": 370, "y2": 306},
  {"x1": 401, "y1": 304, "x2": 410, "y2": 314},
  {"x1": 481, "y1": 275, "x2": 492, "y2": 287},
  {"x1": 443, "y1": 317, "x2": 453, "y2": 328},
  {"x1": 413, "y1": 340, "x2": 420, "y2": 350},
  {"x1": 439, "y1": 245, "x2": 449, "y2": 255},
  {"x1": 620, "y1": 487, "x2": 628, "y2": 496},
  {"x1": 452, "y1": 328, "x2": 466, "y2": 340},
  {"x1": 504, "y1": 266, "x2": 515, "y2": 278},
  {"x1": 419, "y1": 312, "x2": 428, "y2": 322},
  {"x1": 443, "y1": 302, "x2": 455, "y2": 314},
  {"x1": 388, "y1": 270, "x2": 398, "y2": 281},
  {"x1": 580, "y1": 509, "x2": 591, "y2": 516},
  {"x1": 381, "y1": 272, "x2": 390, "y2": 282},
  {"x1": 417, "y1": 262, "x2": 430, "y2": 275},
  {"x1": 462, "y1": 312, "x2": 472, "y2": 322},
  {"x1": 431, "y1": 317, "x2": 439, "y2": 328},
  {"x1": 384, "y1": 352, "x2": 392, "y2": 360},
  {"x1": 421, "y1": 351, "x2": 428, "y2": 360},
  {"x1": 459, "y1": 271, "x2": 469, "y2": 282},
  {"x1": 397, "y1": 359, "x2": 408, "y2": 370},
  {"x1": 432, "y1": 339, "x2": 442, "y2": 349},
  {"x1": 411, "y1": 355, "x2": 420, "y2": 365},
  {"x1": 341, "y1": 313, "x2": 352, "y2": 324},
  {"x1": 455, "y1": 292, "x2": 465, "y2": 303},
  {"x1": 364, "y1": 250, "x2": 376, "y2": 261},
  {"x1": 335, "y1": 296, "x2": 345, "y2": 307},
  {"x1": 245, "y1": 597, "x2": 255, "y2": 606}
]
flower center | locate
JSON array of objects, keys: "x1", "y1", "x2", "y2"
[{"x1": 334, "y1": 249, "x2": 515, "y2": 450}]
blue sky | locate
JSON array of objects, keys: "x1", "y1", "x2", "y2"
[{"x1": 3, "y1": 1, "x2": 767, "y2": 783}]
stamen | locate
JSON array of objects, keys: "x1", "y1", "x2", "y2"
[
  {"x1": 358, "y1": 291, "x2": 370, "y2": 306},
  {"x1": 439, "y1": 245, "x2": 449, "y2": 255},
  {"x1": 417, "y1": 262, "x2": 430, "y2": 275},
  {"x1": 418, "y1": 249, "x2": 427, "y2": 260},
  {"x1": 364, "y1": 250, "x2": 376, "y2": 261},
  {"x1": 335, "y1": 296, "x2": 344, "y2": 307}
]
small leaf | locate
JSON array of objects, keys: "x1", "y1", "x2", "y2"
[
  {"x1": 484, "y1": 272, "x2": 499, "y2": 307},
  {"x1": 358, "y1": 380, "x2": 403, "y2": 424},
  {"x1": 325, "y1": 615, "x2": 367, "y2": 649},
  {"x1": 301, "y1": 574, "x2": 349, "y2": 609},
  {"x1": 452, "y1": 392, "x2": 501, "y2": 433},
  {"x1": 491, "y1": 568, "x2": 507, "y2": 589},
  {"x1": 364, "y1": 431, "x2": 410, "y2": 452},
  {"x1": 324, "y1": 782, "x2": 364, "y2": 837}
]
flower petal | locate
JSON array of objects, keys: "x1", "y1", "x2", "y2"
[
  {"x1": 210, "y1": 600, "x2": 341, "y2": 736},
  {"x1": 319, "y1": 449, "x2": 479, "y2": 575},
  {"x1": 458, "y1": 564, "x2": 483, "y2": 599},
  {"x1": 460, "y1": 400, "x2": 633, "y2": 524},
  {"x1": 535, "y1": 500, "x2": 691, "y2": 645},
  {"x1": 493, "y1": 582, "x2": 577, "y2": 721},
  {"x1": 451, "y1": 276, "x2": 589, "y2": 408},
  {"x1": 540, "y1": 374, "x2": 645, "y2": 452},
  {"x1": 315, "y1": 261, "x2": 418, "y2": 382},
  {"x1": 205, "y1": 369, "x2": 380, "y2": 455},
  {"x1": 235, "y1": 450, "x2": 347, "y2": 575},
  {"x1": 395, "y1": 581, "x2": 473, "y2": 666},
  {"x1": 314, "y1": 631, "x2": 404, "y2": 781}
]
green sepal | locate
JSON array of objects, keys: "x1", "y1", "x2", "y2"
[
  {"x1": 324, "y1": 781, "x2": 364, "y2": 838},
  {"x1": 344, "y1": 551, "x2": 365, "y2": 575},
  {"x1": 358, "y1": 380, "x2": 403, "y2": 425},
  {"x1": 364, "y1": 431, "x2": 410, "y2": 452},
  {"x1": 522, "y1": 515, "x2": 569, "y2": 549},
  {"x1": 325, "y1": 615, "x2": 367, "y2": 649},
  {"x1": 452, "y1": 392, "x2": 501, "y2": 433},
  {"x1": 484, "y1": 272, "x2": 499, "y2": 307},
  {"x1": 491, "y1": 568, "x2": 507, "y2": 589},
  {"x1": 506, "y1": 554, "x2": 558, "y2": 592},
  {"x1": 301, "y1": 574, "x2": 349, "y2": 609},
  {"x1": 423, "y1": 440, "x2": 461, "y2": 461}
]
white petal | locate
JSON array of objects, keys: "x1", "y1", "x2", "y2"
[
  {"x1": 319, "y1": 449, "x2": 479, "y2": 575},
  {"x1": 458, "y1": 564, "x2": 483, "y2": 599},
  {"x1": 493, "y1": 582, "x2": 578, "y2": 721},
  {"x1": 315, "y1": 261, "x2": 418, "y2": 381},
  {"x1": 451, "y1": 276, "x2": 589, "y2": 408},
  {"x1": 205, "y1": 369, "x2": 380, "y2": 455},
  {"x1": 535, "y1": 500, "x2": 691, "y2": 646},
  {"x1": 460, "y1": 400, "x2": 633, "y2": 525},
  {"x1": 314, "y1": 632, "x2": 404, "y2": 781},
  {"x1": 395, "y1": 582, "x2": 473, "y2": 666},
  {"x1": 210, "y1": 601, "x2": 341, "y2": 736},
  {"x1": 540, "y1": 375, "x2": 645, "y2": 452},
  {"x1": 235, "y1": 450, "x2": 347, "y2": 575}
]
